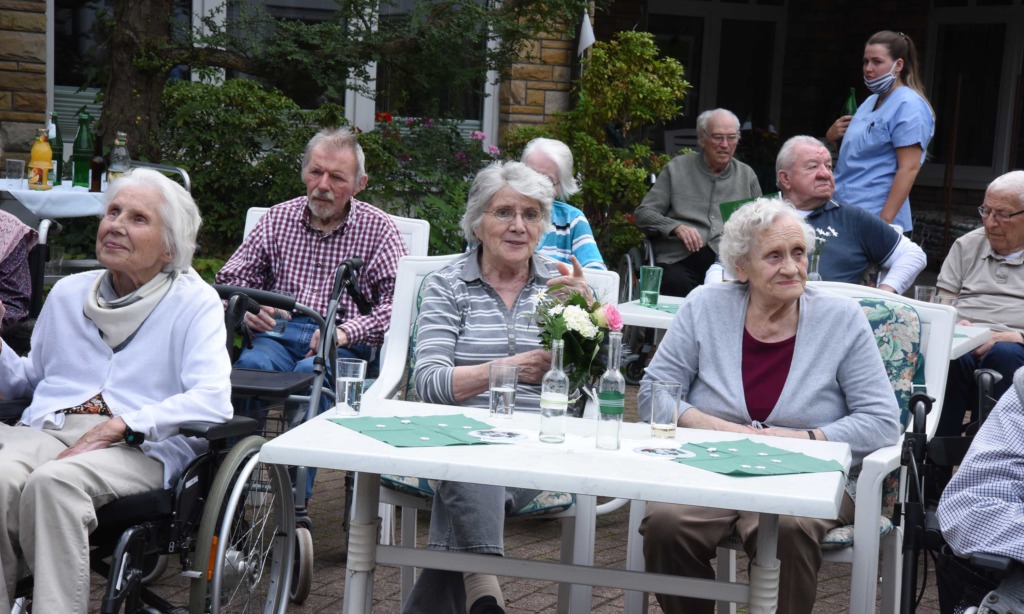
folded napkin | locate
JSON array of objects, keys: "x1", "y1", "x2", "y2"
[
  {"x1": 674, "y1": 438, "x2": 846, "y2": 477},
  {"x1": 330, "y1": 413, "x2": 494, "y2": 447},
  {"x1": 647, "y1": 303, "x2": 680, "y2": 314}
]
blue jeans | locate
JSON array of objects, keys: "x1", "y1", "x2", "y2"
[
  {"x1": 233, "y1": 315, "x2": 378, "y2": 498},
  {"x1": 401, "y1": 482, "x2": 539, "y2": 614},
  {"x1": 937, "y1": 341, "x2": 1024, "y2": 438}
]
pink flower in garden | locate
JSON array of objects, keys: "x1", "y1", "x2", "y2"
[
  {"x1": 405, "y1": 117, "x2": 416, "y2": 126},
  {"x1": 455, "y1": 151, "x2": 468, "y2": 162},
  {"x1": 470, "y1": 130, "x2": 487, "y2": 140},
  {"x1": 488, "y1": 145, "x2": 500, "y2": 155}
]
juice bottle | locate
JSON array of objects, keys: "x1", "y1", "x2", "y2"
[{"x1": 28, "y1": 128, "x2": 53, "y2": 191}]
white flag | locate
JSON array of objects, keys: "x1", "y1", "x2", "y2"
[{"x1": 578, "y1": 10, "x2": 595, "y2": 57}]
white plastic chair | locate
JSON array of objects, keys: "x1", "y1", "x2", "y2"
[
  {"x1": 364, "y1": 255, "x2": 624, "y2": 612},
  {"x1": 623, "y1": 281, "x2": 957, "y2": 614}
]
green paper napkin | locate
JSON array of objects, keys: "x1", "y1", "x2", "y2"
[
  {"x1": 674, "y1": 438, "x2": 846, "y2": 477},
  {"x1": 647, "y1": 302, "x2": 680, "y2": 314},
  {"x1": 330, "y1": 414, "x2": 496, "y2": 447}
]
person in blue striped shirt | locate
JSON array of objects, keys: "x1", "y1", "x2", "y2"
[{"x1": 521, "y1": 138, "x2": 607, "y2": 270}]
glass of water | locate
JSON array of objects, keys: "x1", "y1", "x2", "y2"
[
  {"x1": 641, "y1": 380, "x2": 681, "y2": 443},
  {"x1": 488, "y1": 363, "x2": 520, "y2": 419},
  {"x1": 335, "y1": 358, "x2": 367, "y2": 415},
  {"x1": 264, "y1": 292, "x2": 294, "y2": 337}
]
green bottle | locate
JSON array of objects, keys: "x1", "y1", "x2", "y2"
[
  {"x1": 51, "y1": 112, "x2": 64, "y2": 186},
  {"x1": 844, "y1": 87, "x2": 858, "y2": 116},
  {"x1": 71, "y1": 113, "x2": 94, "y2": 188}
]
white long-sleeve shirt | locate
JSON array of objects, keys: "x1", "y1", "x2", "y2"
[{"x1": 0, "y1": 270, "x2": 233, "y2": 487}]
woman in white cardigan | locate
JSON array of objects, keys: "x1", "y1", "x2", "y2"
[
  {"x1": 639, "y1": 197, "x2": 900, "y2": 614},
  {"x1": 0, "y1": 169, "x2": 232, "y2": 613}
]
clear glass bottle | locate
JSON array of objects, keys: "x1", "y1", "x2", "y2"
[
  {"x1": 808, "y1": 253, "x2": 822, "y2": 282},
  {"x1": 107, "y1": 131, "x2": 131, "y2": 182},
  {"x1": 539, "y1": 339, "x2": 569, "y2": 443},
  {"x1": 596, "y1": 331, "x2": 625, "y2": 450}
]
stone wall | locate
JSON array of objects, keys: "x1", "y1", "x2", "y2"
[
  {"x1": 0, "y1": 0, "x2": 47, "y2": 157},
  {"x1": 498, "y1": 26, "x2": 576, "y2": 139}
]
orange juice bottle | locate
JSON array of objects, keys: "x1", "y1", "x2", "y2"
[{"x1": 28, "y1": 127, "x2": 53, "y2": 191}]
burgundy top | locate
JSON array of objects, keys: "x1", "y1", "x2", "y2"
[{"x1": 742, "y1": 328, "x2": 796, "y2": 423}]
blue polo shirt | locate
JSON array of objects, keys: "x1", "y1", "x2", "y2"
[{"x1": 798, "y1": 199, "x2": 901, "y2": 284}]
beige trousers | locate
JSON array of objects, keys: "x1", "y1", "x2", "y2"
[
  {"x1": 639, "y1": 493, "x2": 856, "y2": 614},
  {"x1": 0, "y1": 415, "x2": 164, "y2": 613}
]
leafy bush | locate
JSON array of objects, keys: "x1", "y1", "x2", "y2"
[
  {"x1": 159, "y1": 79, "x2": 346, "y2": 258},
  {"x1": 360, "y1": 116, "x2": 500, "y2": 254},
  {"x1": 505, "y1": 31, "x2": 690, "y2": 267}
]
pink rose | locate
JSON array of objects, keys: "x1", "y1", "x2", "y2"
[{"x1": 595, "y1": 304, "x2": 623, "y2": 332}]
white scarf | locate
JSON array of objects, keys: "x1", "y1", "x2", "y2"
[{"x1": 83, "y1": 270, "x2": 176, "y2": 350}]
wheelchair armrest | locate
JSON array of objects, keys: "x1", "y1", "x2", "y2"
[
  {"x1": 179, "y1": 416, "x2": 259, "y2": 441},
  {"x1": 0, "y1": 399, "x2": 29, "y2": 425},
  {"x1": 972, "y1": 553, "x2": 1016, "y2": 575}
]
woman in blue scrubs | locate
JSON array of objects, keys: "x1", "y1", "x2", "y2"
[{"x1": 826, "y1": 30, "x2": 934, "y2": 234}]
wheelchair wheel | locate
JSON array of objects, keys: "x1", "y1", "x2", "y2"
[
  {"x1": 140, "y1": 553, "x2": 169, "y2": 585},
  {"x1": 189, "y1": 436, "x2": 294, "y2": 614},
  {"x1": 289, "y1": 526, "x2": 314, "y2": 604}
]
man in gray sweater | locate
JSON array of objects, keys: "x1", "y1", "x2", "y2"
[{"x1": 635, "y1": 108, "x2": 761, "y2": 296}]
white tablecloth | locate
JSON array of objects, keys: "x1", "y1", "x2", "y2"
[{"x1": 0, "y1": 179, "x2": 106, "y2": 218}]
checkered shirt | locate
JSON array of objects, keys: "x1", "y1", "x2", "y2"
[
  {"x1": 215, "y1": 196, "x2": 407, "y2": 347},
  {"x1": 938, "y1": 370, "x2": 1024, "y2": 560}
]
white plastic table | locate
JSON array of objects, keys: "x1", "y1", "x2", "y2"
[
  {"x1": 259, "y1": 398, "x2": 851, "y2": 614},
  {"x1": 951, "y1": 325, "x2": 992, "y2": 359},
  {"x1": 0, "y1": 180, "x2": 106, "y2": 219}
]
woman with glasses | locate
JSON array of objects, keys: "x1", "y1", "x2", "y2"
[
  {"x1": 827, "y1": 30, "x2": 934, "y2": 234},
  {"x1": 635, "y1": 108, "x2": 762, "y2": 297},
  {"x1": 405, "y1": 161, "x2": 593, "y2": 614}
]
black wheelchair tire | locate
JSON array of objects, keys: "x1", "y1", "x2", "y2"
[
  {"x1": 189, "y1": 435, "x2": 294, "y2": 614},
  {"x1": 289, "y1": 526, "x2": 314, "y2": 604}
]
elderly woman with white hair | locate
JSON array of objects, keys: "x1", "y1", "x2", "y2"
[
  {"x1": 0, "y1": 169, "x2": 232, "y2": 613},
  {"x1": 406, "y1": 161, "x2": 592, "y2": 614},
  {"x1": 637, "y1": 197, "x2": 900, "y2": 614},
  {"x1": 520, "y1": 137, "x2": 606, "y2": 269}
]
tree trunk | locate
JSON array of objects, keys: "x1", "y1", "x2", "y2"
[{"x1": 104, "y1": 0, "x2": 175, "y2": 161}]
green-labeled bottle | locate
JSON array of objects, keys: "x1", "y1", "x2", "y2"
[
  {"x1": 844, "y1": 87, "x2": 858, "y2": 116},
  {"x1": 71, "y1": 113, "x2": 94, "y2": 188},
  {"x1": 596, "y1": 331, "x2": 625, "y2": 450}
]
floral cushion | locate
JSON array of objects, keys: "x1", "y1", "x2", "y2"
[
  {"x1": 821, "y1": 517, "x2": 895, "y2": 550},
  {"x1": 857, "y1": 298, "x2": 922, "y2": 430},
  {"x1": 379, "y1": 475, "x2": 576, "y2": 516}
]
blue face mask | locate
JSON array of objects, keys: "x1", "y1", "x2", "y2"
[{"x1": 864, "y1": 62, "x2": 900, "y2": 94}]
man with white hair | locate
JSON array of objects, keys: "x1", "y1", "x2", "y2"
[
  {"x1": 935, "y1": 170, "x2": 1024, "y2": 439},
  {"x1": 775, "y1": 135, "x2": 925, "y2": 293},
  {"x1": 635, "y1": 108, "x2": 761, "y2": 296},
  {"x1": 521, "y1": 137, "x2": 606, "y2": 269}
]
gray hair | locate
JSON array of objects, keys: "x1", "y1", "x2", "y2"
[
  {"x1": 105, "y1": 168, "x2": 201, "y2": 271},
  {"x1": 521, "y1": 137, "x2": 580, "y2": 200},
  {"x1": 461, "y1": 161, "x2": 555, "y2": 246},
  {"x1": 719, "y1": 197, "x2": 815, "y2": 274},
  {"x1": 301, "y1": 127, "x2": 366, "y2": 182},
  {"x1": 696, "y1": 109, "x2": 741, "y2": 139},
  {"x1": 775, "y1": 135, "x2": 828, "y2": 187},
  {"x1": 987, "y1": 171, "x2": 1024, "y2": 208}
]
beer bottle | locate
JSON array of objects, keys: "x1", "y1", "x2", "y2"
[
  {"x1": 90, "y1": 137, "x2": 105, "y2": 193},
  {"x1": 51, "y1": 112, "x2": 64, "y2": 186},
  {"x1": 107, "y1": 131, "x2": 131, "y2": 182},
  {"x1": 28, "y1": 128, "x2": 53, "y2": 191},
  {"x1": 72, "y1": 113, "x2": 94, "y2": 188},
  {"x1": 844, "y1": 87, "x2": 858, "y2": 116}
]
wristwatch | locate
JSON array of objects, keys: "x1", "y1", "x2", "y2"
[{"x1": 123, "y1": 425, "x2": 145, "y2": 447}]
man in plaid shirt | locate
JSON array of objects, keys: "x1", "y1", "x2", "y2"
[{"x1": 216, "y1": 127, "x2": 407, "y2": 443}]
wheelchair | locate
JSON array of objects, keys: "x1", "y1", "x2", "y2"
[
  {"x1": 1, "y1": 407, "x2": 295, "y2": 614},
  {"x1": 615, "y1": 235, "x2": 659, "y2": 384}
]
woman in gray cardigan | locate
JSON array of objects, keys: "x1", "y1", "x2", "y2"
[{"x1": 638, "y1": 197, "x2": 900, "y2": 614}]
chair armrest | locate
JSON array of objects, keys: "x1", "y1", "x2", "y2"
[
  {"x1": 364, "y1": 330, "x2": 406, "y2": 402},
  {"x1": 853, "y1": 443, "x2": 902, "y2": 526},
  {"x1": 179, "y1": 416, "x2": 259, "y2": 441}
]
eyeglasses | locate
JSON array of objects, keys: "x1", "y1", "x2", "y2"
[
  {"x1": 486, "y1": 207, "x2": 543, "y2": 225},
  {"x1": 978, "y1": 206, "x2": 1024, "y2": 222},
  {"x1": 706, "y1": 133, "x2": 740, "y2": 144}
]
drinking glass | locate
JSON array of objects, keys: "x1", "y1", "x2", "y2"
[
  {"x1": 932, "y1": 295, "x2": 957, "y2": 307},
  {"x1": 264, "y1": 292, "x2": 295, "y2": 337},
  {"x1": 335, "y1": 358, "x2": 368, "y2": 415},
  {"x1": 488, "y1": 363, "x2": 520, "y2": 419},
  {"x1": 641, "y1": 380, "x2": 681, "y2": 443},
  {"x1": 5, "y1": 159, "x2": 25, "y2": 189},
  {"x1": 639, "y1": 266, "x2": 663, "y2": 307},
  {"x1": 46, "y1": 245, "x2": 64, "y2": 276},
  {"x1": 913, "y1": 285, "x2": 937, "y2": 303}
]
